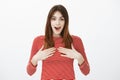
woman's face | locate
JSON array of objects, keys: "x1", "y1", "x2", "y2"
[{"x1": 51, "y1": 11, "x2": 65, "y2": 37}]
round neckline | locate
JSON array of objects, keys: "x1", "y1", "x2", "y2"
[{"x1": 53, "y1": 36, "x2": 62, "y2": 39}]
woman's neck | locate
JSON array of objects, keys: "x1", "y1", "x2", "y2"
[{"x1": 53, "y1": 34, "x2": 61, "y2": 38}]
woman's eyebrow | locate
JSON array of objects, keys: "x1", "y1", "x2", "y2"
[{"x1": 51, "y1": 15, "x2": 64, "y2": 18}]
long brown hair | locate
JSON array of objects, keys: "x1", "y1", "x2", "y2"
[{"x1": 44, "y1": 4, "x2": 73, "y2": 49}]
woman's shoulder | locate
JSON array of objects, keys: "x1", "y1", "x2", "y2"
[
  {"x1": 71, "y1": 35, "x2": 82, "y2": 41},
  {"x1": 71, "y1": 35, "x2": 84, "y2": 48},
  {"x1": 33, "y1": 35, "x2": 45, "y2": 42}
]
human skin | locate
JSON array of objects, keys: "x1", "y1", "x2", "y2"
[{"x1": 31, "y1": 11, "x2": 84, "y2": 66}]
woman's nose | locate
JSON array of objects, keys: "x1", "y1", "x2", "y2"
[{"x1": 56, "y1": 20, "x2": 60, "y2": 25}]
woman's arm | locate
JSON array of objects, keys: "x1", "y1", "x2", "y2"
[
  {"x1": 74, "y1": 36, "x2": 90, "y2": 75},
  {"x1": 57, "y1": 36, "x2": 90, "y2": 75},
  {"x1": 26, "y1": 36, "x2": 56, "y2": 76},
  {"x1": 26, "y1": 36, "x2": 39, "y2": 76}
]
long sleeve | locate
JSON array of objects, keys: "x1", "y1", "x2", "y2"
[
  {"x1": 73, "y1": 36, "x2": 90, "y2": 75},
  {"x1": 26, "y1": 36, "x2": 43, "y2": 76}
]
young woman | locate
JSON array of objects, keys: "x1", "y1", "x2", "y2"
[{"x1": 26, "y1": 4, "x2": 90, "y2": 80}]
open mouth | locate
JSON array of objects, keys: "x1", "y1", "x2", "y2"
[{"x1": 54, "y1": 27, "x2": 61, "y2": 30}]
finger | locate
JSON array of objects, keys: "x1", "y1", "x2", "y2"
[
  {"x1": 48, "y1": 50, "x2": 56, "y2": 55},
  {"x1": 44, "y1": 48, "x2": 56, "y2": 55},
  {"x1": 58, "y1": 47, "x2": 69, "y2": 52},
  {"x1": 58, "y1": 47, "x2": 67, "y2": 50},
  {"x1": 47, "y1": 53, "x2": 54, "y2": 57},
  {"x1": 39, "y1": 45, "x2": 44, "y2": 51},
  {"x1": 58, "y1": 49, "x2": 67, "y2": 54},
  {"x1": 61, "y1": 54, "x2": 73, "y2": 59},
  {"x1": 44, "y1": 47, "x2": 56, "y2": 53},
  {"x1": 43, "y1": 54, "x2": 54, "y2": 60},
  {"x1": 61, "y1": 54, "x2": 69, "y2": 58},
  {"x1": 58, "y1": 48, "x2": 71, "y2": 55},
  {"x1": 71, "y1": 44, "x2": 75, "y2": 50}
]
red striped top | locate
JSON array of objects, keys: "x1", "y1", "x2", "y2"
[{"x1": 27, "y1": 35, "x2": 90, "y2": 80}]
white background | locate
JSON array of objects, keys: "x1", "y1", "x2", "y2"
[{"x1": 0, "y1": 0, "x2": 120, "y2": 80}]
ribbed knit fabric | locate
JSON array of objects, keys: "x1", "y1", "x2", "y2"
[{"x1": 27, "y1": 35, "x2": 90, "y2": 80}]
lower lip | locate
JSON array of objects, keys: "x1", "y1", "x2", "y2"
[{"x1": 55, "y1": 28, "x2": 61, "y2": 31}]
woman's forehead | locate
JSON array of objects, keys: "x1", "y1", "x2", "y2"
[{"x1": 52, "y1": 11, "x2": 63, "y2": 17}]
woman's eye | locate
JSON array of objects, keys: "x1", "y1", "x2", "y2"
[
  {"x1": 51, "y1": 17, "x2": 56, "y2": 20},
  {"x1": 60, "y1": 18, "x2": 64, "y2": 21}
]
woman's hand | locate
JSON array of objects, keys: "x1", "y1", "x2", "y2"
[
  {"x1": 58, "y1": 44, "x2": 84, "y2": 65},
  {"x1": 31, "y1": 45, "x2": 56, "y2": 66}
]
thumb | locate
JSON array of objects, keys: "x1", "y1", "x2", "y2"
[
  {"x1": 40, "y1": 45, "x2": 44, "y2": 51},
  {"x1": 71, "y1": 44, "x2": 75, "y2": 50}
]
